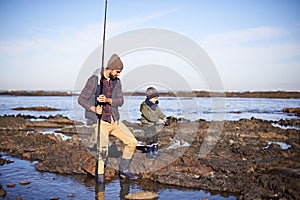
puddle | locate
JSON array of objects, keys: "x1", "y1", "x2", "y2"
[
  {"x1": 166, "y1": 140, "x2": 190, "y2": 150},
  {"x1": 271, "y1": 123, "x2": 300, "y2": 130},
  {"x1": 264, "y1": 141, "x2": 291, "y2": 150}
]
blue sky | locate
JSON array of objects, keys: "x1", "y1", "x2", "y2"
[{"x1": 0, "y1": 0, "x2": 300, "y2": 91}]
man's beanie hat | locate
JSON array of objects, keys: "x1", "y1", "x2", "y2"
[
  {"x1": 146, "y1": 87, "x2": 159, "y2": 99},
  {"x1": 107, "y1": 54, "x2": 123, "y2": 70}
]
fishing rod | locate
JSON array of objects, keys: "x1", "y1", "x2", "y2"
[{"x1": 96, "y1": 0, "x2": 108, "y2": 184}]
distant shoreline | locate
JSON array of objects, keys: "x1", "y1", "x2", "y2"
[
  {"x1": 0, "y1": 90, "x2": 300, "y2": 98},
  {"x1": 126, "y1": 91, "x2": 300, "y2": 99},
  {"x1": 0, "y1": 90, "x2": 72, "y2": 96}
]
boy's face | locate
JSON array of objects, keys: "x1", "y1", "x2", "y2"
[{"x1": 149, "y1": 96, "x2": 158, "y2": 104}]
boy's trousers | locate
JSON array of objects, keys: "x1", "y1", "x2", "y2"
[{"x1": 143, "y1": 125, "x2": 157, "y2": 145}]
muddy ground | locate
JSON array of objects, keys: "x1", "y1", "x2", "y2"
[{"x1": 0, "y1": 114, "x2": 299, "y2": 199}]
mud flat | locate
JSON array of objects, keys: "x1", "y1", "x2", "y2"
[{"x1": 0, "y1": 115, "x2": 299, "y2": 199}]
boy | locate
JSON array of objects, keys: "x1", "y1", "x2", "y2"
[{"x1": 140, "y1": 87, "x2": 168, "y2": 159}]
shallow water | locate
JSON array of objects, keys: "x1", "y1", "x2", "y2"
[
  {"x1": 264, "y1": 141, "x2": 292, "y2": 150},
  {"x1": 0, "y1": 153, "x2": 236, "y2": 200},
  {"x1": 0, "y1": 95, "x2": 299, "y2": 199}
]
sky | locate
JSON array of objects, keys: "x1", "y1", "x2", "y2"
[{"x1": 0, "y1": 0, "x2": 300, "y2": 92}]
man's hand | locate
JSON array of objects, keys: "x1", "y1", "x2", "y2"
[
  {"x1": 90, "y1": 105, "x2": 102, "y2": 115},
  {"x1": 97, "y1": 94, "x2": 112, "y2": 104},
  {"x1": 95, "y1": 105, "x2": 102, "y2": 115}
]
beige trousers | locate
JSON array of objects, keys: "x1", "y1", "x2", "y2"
[{"x1": 94, "y1": 120, "x2": 137, "y2": 174}]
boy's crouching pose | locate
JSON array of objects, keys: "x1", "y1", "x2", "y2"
[{"x1": 140, "y1": 87, "x2": 168, "y2": 159}]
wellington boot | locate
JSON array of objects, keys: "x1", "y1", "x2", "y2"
[
  {"x1": 153, "y1": 144, "x2": 162, "y2": 157},
  {"x1": 119, "y1": 158, "x2": 139, "y2": 180},
  {"x1": 146, "y1": 146, "x2": 155, "y2": 159}
]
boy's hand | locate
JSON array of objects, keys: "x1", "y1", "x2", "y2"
[
  {"x1": 159, "y1": 118, "x2": 169, "y2": 125},
  {"x1": 159, "y1": 119, "x2": 165, "y2": 124}
]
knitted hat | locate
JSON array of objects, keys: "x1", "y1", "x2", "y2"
[
  {"x1": 106, "y1": 54, "x2": 123, "y2": 70},
  {"x1": 146, "y1": 87, "x2": 159, "y2": 99}
]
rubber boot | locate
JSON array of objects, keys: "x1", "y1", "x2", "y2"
[
  {"x1": 153, "y1": 144, "x2": 162, "y2": 157},
  {"x1": 95, "y1": 153, "x2": 108, "y2": 184},
  {"x1": 119, "y1": 158, "x2": 139, "y2": 180},
  {"x1": 96, "y1": 174, "x2": 105, "y2": 184},
  {"x1": 95, "y1": 181, "x2": 105, "y2": 200},
  {"x1": 146, "y1": 145, "x2": 155, "y2": 159}
]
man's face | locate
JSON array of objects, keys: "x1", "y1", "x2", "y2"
[{"x1": 110, "y1": 69, "x2": 122, "y2": 79}]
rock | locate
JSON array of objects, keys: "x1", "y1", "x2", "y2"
[
  {"x1": 0, "y1": 131, "x2": 93, "y2": 174},
  {"x1": 0, "y1": 115, "x2": 82, "y2": 131},
  {"x1": 6, "y1": 183, "x2": 15, "y2": 187},
  {"x1": 0, "y1": 155, "x2": 12, "y2": 166},
  {"x1": 230, "y1": 111, "x2": 242, "y2": 114},
  {"x1": 257, "y1": 131, "x2": 287, "y2": 140},
  {"x1": 55, "y1": 126, "x2": 91, "y2": 136},
  {"x1": 27, "y1": 121, "x2": 64, "y2": 128},
  {"x1": 81, "y1": 156, "x2": 96, "y2": 175},
  {"x1": 48, "y1": 114, "x2": 77, "y2": 125},
  {"x1": 125, "y1": 191, "x2": 159, "y2": 199},
  {"x1": 0, "y1": 116, "x2": 28, "y2": 131},
  {"x1": 0, "y1": 188, "x2": 6, "y2": 197},
  {"x1": 19, "y1": 180, "x2": 30, "y2": 185},
  {"x1": 22, "y1": 152, "x2": 31, "y2": 160},
  {"x1": 278, "y1": 118, "x2": 300, "y2": 128},
  {"x1": 6, "y1": 159, "x2": 14, "y2": 164},
  {"x1": 81, "y1": 156, "x2": 117, "y2": 181},
  {"x1": 229, "y1": 139, "x2": 235, "y2": 145},
  {"x1": 12, "y1": 106, "x2": 59, "y2": 111},
  {"x1": 1, "y1": 116, "x2": 300, "y2": 199},
  {"x1": 283, "y1": 107, "x2": 300, "y2": 117}
]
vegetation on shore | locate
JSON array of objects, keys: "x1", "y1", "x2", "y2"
[{"x1": 0, "y1": 90, "x2": 72, "y2": 96}]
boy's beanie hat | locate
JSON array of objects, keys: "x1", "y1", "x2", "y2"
[
  {"x1": 106, "y1": 54, "x2": 123, "y2": 70},
  {"x1": 146, "y1": 87, "x2": 159, "y2": 99}
]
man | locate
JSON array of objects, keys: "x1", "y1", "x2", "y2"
[{"x1": 78, "y1": 54, "x2": 139, "y2": 183}]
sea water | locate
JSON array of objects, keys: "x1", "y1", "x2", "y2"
[
  {"x1": 0, "y1": 95, "x2": 299, "y2": 122},
  {"x1": 0, "y1": 95, "x2": 299, "y2": 199}
]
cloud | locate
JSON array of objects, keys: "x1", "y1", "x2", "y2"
[
  {"x1": 203, "y1": 26, "x2": 289, "y2": 46},
  {"x1": 0, "y1": 9, "x2": 179, "y2": 90},
  {"x1": 199, "y1": 26, "x2": 300, "y2": 91},
  {"x1": 107, "y1": 8, "x2": 179, "y2": 37},
  {"x1": 0, "y1": 24, "x2": 102, "y2": 90}
]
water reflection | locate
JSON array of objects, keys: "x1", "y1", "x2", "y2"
[
  {"x1": 95, "y1": 183, "x2": 105, "y2": 200},
  {"x1": 83, "y1": 176, "x2": 236, "y2": 200},
  {"x1": 0, "y1": 153, "x2": 236, "y2": 200}
]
